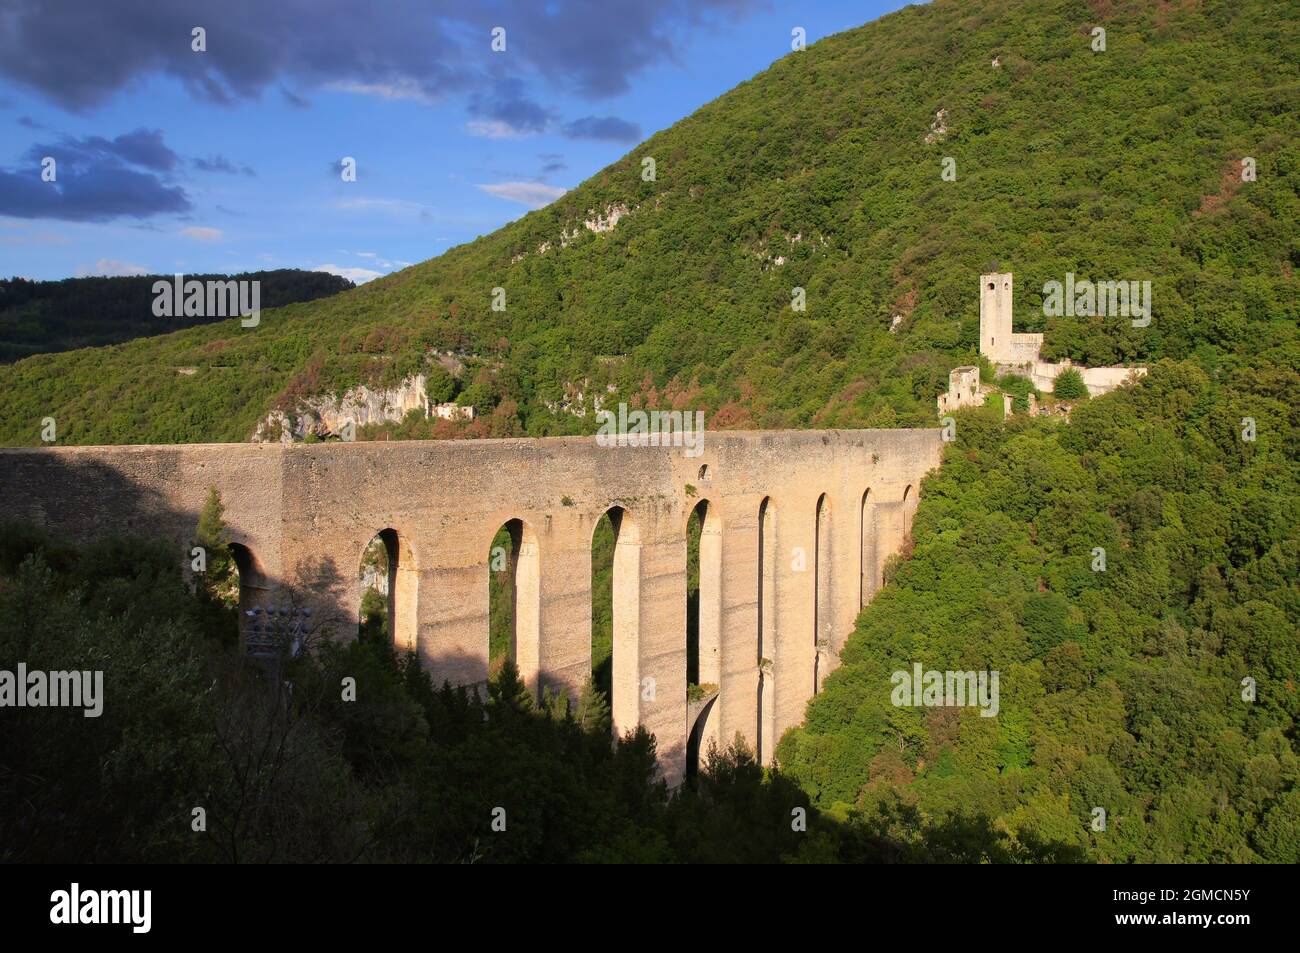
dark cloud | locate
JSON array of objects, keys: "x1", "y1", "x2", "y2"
[
  {"x1": 0, "y1": 0, "x2": 760, "y2": 110},
  {"x1": 469, "y1": 78, "x2": 553, "y2": 135},
  {"x1": 0, "y1": 165, "x2": 190, "y2": 221},
  {"x1": 561, "y1": 115, "x2": 642, "y2": 143},
  {"x1": 20, "y1": 129, "x2": 180, "y2": 172},
  {"x1": 0, "y1": 128, "x2": 190, "y2": 221},
  {"x1": 280, "y1": 86, "x2": 310, "y2": 109},
  {"x1": 538, "y1": 152, "x2": 567, "y2": 175},
  {"x1": 17, "y1": 115, "x2": 42, "y2": 129},
  {"x1": 193, "y1": 154, "x2": 255, "y2": 176},
  {"x1": 0, "y1": 0, "x2": 466, "y2": 111},
  {"x1": 72, "y1": 128, "x2": 180, "y2": 171},
  {"x1": 470, "y1": 0, "x2": 763, "y2": 98}
]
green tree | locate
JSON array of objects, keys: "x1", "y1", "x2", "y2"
[
  {"x1": 193, "y1": 485, "x2": 237, "y2": 611},
  {"x1": 424, "y1": 364, "x2": 457, "y2": 404},
  {"x1": 1053, "y1": 368, "x2": 1088, "y2": 401}
]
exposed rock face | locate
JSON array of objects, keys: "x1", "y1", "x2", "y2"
[
  {"x1": 543, "y1": 379, "x2": 617, "y2": 418},
  {"x1": 253, "y1": 374, "x2": 430, "y2": 443},
  {"x1": 756, "y1": 230, "x2": 826, "y2": 270},
  {"x1": 583, "y1": 202, "x2": 629, "y2": 233},
  {"x1": 924, "y1": 107, "x2": 949, "y2": 143},
  {"x1": 522, "y1": 203, "x2": 635, "y2": 261}
]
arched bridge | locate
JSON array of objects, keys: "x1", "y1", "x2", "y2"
[{"x1": 0, "y1": 428, "x2": 941, "y2": 784}]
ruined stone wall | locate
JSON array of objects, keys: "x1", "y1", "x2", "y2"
[
  {"x1": 937, "y1": 365, "x2": 984, "y2": 414},
  {"x1": 1013, "y1": 359, "x2": 1148, "y2": 397},
  {"x1": 0, "y1": 428, "x2": 941, "y2": 784}
]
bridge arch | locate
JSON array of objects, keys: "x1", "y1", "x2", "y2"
[
  {"x1": 686, "y1": 692, "x2": 720, "y2": 784},
  {"x1": 359, "y1": 528, "x2": 418, "y2": 653},
  {"x1": 859, "y1": 487, "x2": 874, "y2": 609},
  {"x1": 486, "y1": 518, "x2": 541, "y2": 695},
  {"x1": 756, "y1": 496, "x2": 776, "y2": 764},
  {"x1": 228, "y1": 542, "x2": 269, "y2": 641},
  {"x1": 591, "y1": 506, "x2": 641, "y2": 737},
  {"x1": 902, "y1": 483, "x2": 916, "y2": 541},
  {"x1": 881, "y1": 485, "x2": 918, "y2": 587},
  {"x1": 686, "y1": 498, "x2": 722, "y2": 778},
  {"x1": 813, "y1": 492, "x2": 831, "y2": 694}
]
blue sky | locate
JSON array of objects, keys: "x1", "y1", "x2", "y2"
[{"x1": 0, "y1": 0, "x2": 910, "y2": 283}]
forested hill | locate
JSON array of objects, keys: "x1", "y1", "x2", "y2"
[
  {"x1": 0, "y1": 0, "x2": 1294, "y2": 445},
  {"x1": 0, "y1": 270, "x2": 353, "y2": 364}
]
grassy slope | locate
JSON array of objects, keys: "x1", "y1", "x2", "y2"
[{"x1": 0, "y1": 0, "x2": 1294, "y2": 446}]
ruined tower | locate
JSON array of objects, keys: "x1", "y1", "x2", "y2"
[
  {"x1": 979, "y1": 272, "x2": 1014, "y2": 362},
  {"x1": 979, "y1": 272, "x2": 1043, "y2": 366}
]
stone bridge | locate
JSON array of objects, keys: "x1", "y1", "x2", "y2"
[{"x1": 0, "y1": 428, "x2": 941, "y2": 784}]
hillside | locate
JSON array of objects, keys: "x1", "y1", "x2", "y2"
[
  {"x1": 0, "y1": 270, "x2": 353, "y2": 364},
  {"x1": 0, "y1": 0, "x2": 1294, "y2": 445}
]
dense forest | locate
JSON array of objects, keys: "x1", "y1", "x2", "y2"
[
  {"x1": 0, "y1": 270, "x2": 353, "y2": 363},
  {"x1": 779, "y1": 361, "x2": 1298, "y2": 862},
  {"x1": 0, "y1": 0, "x2": 1295, "y2": 862}
]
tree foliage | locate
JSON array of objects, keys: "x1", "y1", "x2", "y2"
[{"x1": 777, "y1": 361, "x2": 1300, "y2": 863}]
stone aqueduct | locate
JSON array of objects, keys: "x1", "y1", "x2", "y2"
[{"x1": 0, "y1": 428, "x2": 941, "y2": 784}]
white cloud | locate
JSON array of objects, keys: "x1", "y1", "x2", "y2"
[
  {"x1": 466, "y1": 120, "x2": 530, "y2": 140},
  {"x1": 328, "y1": 80, "x2": 438, "y2": 104},
  {"x1": 335, "y1": 197, "x2": 435, "y2": 223},
  {"x1": 0, "y1": 228, "x2": 70, "y2": 247},
  {"x1": 181, "y1": 226, "x2": 224, "y2": 242},
  {"x1": 315, "y1": 263, "x2": 383, "y2": 284},
  {"x1": 76, "y1": 258, "x2": 150, "y2": 277},
  {"x1": 476, "y1": 181, "x2": 567, "y2": 209}
]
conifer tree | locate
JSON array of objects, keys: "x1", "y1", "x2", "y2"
[
  {"x1": 193, "y1": 485, "x2": 236, "y2": 609},
  {"x1": 574, "y1": 676, "x2": 611, "y2": 734}
]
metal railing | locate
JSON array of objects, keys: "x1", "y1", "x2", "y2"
[{"x1": 243, "y1": 606, "x2": 312, "y2": 661}]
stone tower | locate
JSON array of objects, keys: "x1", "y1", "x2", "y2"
[
  {"x1": 979, "y1": 272, "x2": 1014, "y2": 362},
  {"x1": 979, "y1": 272, "x2": 1043, "y2": 366}
]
